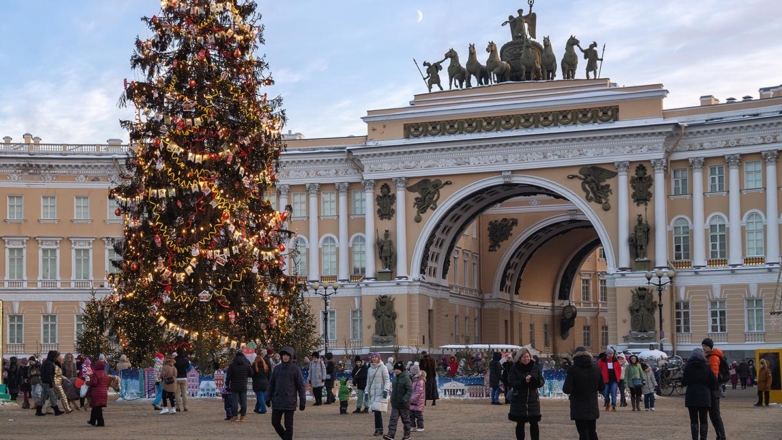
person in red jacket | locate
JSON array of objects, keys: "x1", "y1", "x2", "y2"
[
  {"x1": 596, "y1": 348, "x2": 620, "y2": 411},
  {"x1": 701, "y1": 338, "x2": 726, "y2": 440},
  {"x1": 87, "y1": 359, "x2": 109, "y2": 427}
]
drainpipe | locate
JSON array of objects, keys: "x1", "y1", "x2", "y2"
[{"x1": 662, "y1": 123, "x2": 687, "y2": 177}]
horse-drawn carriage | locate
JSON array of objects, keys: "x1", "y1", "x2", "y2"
[{"x1": 658, "y1": 355, "x2": 687, "y2": 396}]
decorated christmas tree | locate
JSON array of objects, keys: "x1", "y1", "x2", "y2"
[
  {"x1": 75, "y1": 291, "x2": 118, "y2": 361},
  {"x1": 109, "y1": 0, "x2": 304, "y2": 364}
]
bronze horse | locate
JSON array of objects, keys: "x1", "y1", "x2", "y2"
[
  {"x1": 541, "y1": 36, "x2": 557, "y2": 80},
  {"x1": 466, "y1": 44, "x2": 490, "y2": 86},
  {"x1": 561, "y1": 35, "x2": 580, "y2": 80},
  {"x1": 444, "y1": 48, "x2": 468, "y2": 89}
]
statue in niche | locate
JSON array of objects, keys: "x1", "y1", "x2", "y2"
[
  {"x1": 488, "y1": 218, "x2": 519, "y2": 252},
  {"x1": 376, "y1": 229, "x2": 395, "y2": 271},
  {"x1": 407, "y1": 178, "x2": 453, "y2": 222},
  {"x1": 630, "y1": 164, "x2": 653, "y2": 206},
  {"x1": 372, "y1": 295, "x2": 397, "y2": 345},
  {"x1": 567, "y1": 166, "x2": 617, "y2": 211},
  {"x1": 629, "y1": 287, "x2": 656, "y2": 333},
  {"x1": 376, "y1": 183, "x2": 396, "y2": 220},
  {"x1": 629, "y1": 214, "x2": 650, "y2": 260}
]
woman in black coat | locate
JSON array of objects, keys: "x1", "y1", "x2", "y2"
[
  {"x1": 562, "y1": 347, "x2": 605, "y2": 440},
  {"x1": 736, "y1": 360, "x2": 750, "y2": 389},
  {"x1": 251, "y1": 355, "x2": 270, "y2": 414},
  {"x1": 507, "y1": 348, "x2": 544, "y2": 440},
  {"x1": 489, "y1": 351, "x2": 503, "y2": 405},
  {"x1": 682, "y1": 348, "x2": 716, "y2": 440}
]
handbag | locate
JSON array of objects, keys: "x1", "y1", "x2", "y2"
[
  {"x1": 80, "y1": 383, "x2": 90, "y2": 398},
  {"x1": 164, "y1": 376, "x2": 175, "y2": 385},
  {"x1": 632, "y1": 378, "x2": 643, "y2": 388},
  {"x1": 74, "y1": 377, "x2": 85, "y2": 389}
]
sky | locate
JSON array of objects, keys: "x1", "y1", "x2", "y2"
[{"x1": 0, "y1": 0, "x2": 781, "y2": 144}]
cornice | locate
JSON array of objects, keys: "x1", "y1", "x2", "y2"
[
  {"x1": 675, "y1": 119, "x2": 782, "y2": 153},
  {"x1": 278, "y1": 155, "x2": 362, "y2": 183},
  {"x1": 0, "y1": 290, "x2": 111, "y2": 302}
]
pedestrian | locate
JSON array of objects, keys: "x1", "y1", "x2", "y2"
[
  {"x1": 221, "y1": 385, "x2": 234, "y2": 420},
  {"x1": 386, "y1": 356, "x2": 396, "y2": 380},
  {"x1": 29, "y1": 356, "x2": 42, "y2": 411},
  {"x1": 87, "y1": 358, "x2": 110, "y2": 427},
  {"x1": 755, "y1": 358, "x2": 772, "y2": 407},
  {"x1": 702, "y1": 338, "x2": 727, "y2": 440},
  {"x1": 624, "y1": 354, "x2": 644, "y2": 412},
  {"x1": 158, "y1": 355, "x2": 177, "y2": 414},
  {"x1": 366, "y1": 352, "x2": 391, "y2": 437},
  {"x1": 338, "y1": 377, "x2": 351, "y2": 414},
  {"x1": 4, "y1": 356, "x2": 20, "y2": 403},
  {"x1": 309, "y1": 351, "x2": 326, "y2": 406},
  {"x1": 682, "y1": 347, "x2": 716, "y2": 440},
  {"x1": 116, "y1": 354, "x2": 131, "y2": 371},
  {"x1": 325, "y1": 352, "x2": 336, "y2": 404},
  {"x1": 508, "y1": 347, "x2": 544, "y2": 440},
  {"x1": 225, "y1": 351, "x2": 253, "y2": 421},
  {"x1": 736, "y1": 359, "x2": 750, "y2": 390},
  {"x1": 501, "y1": 353, "x2": 513, "y2": 404},
  {"x1": 489, "y1": 351, "x2": 503, "y2": 405},
  {"x1": 409, "y1": 365, "x2": 425, "y2": 432},
  {"x1": 384, "y1": 361, "x2": 412, "y2": 440},
  {"x1": 641, "y1": 362, "x2": 658, "y2": 411},
  {"x1": 152, "y1": 352, "x2": 164, "y2": 410},
  {"x1": 62, "y1": 353, "x2": 78, "y2": 379},
  {"x1": 447, "y1": 355, "x2": 459, "y2": 377},
  {"x1": 729, "y1": 361, "x2": 738, "y2": 389},
  {"x1": 419, "y1": 351, "x2": 438, "y2": 406},
  {"x1": 597, "y1": 348, "x2": 620, "y2": 411},
  {"x1": 267, "y1": 346, "x2": 306, "y2": 440},
  {"x1": 53, "y1": 354, "x2": 73, "y2": 412},
  {"x1": 174, "y1": 348, "x2": 191, "y2": 412},
  {"x1": 79, "y1": 357, "x2": 93, "y2": 410},
  {"x1": 37, "y1": 350, "x2": 64, "y2": 416},
  {"x1": 747, "y1": 359, "x2": 756, "y2": 387},
  {"x1": 351, "y1": 355, "x2": 369, "y2": 413},
  {"x1": 616, "y1": 353, "x2": 628, "y2": 407},
  {"x1": 562, "y1": 346, "x2": 605, "y2": 440},
  {"x1": 98, "y1": 354, "x2": 110, "y2": 373},
  {"x1": 251, "y1": 354, "x2": 270, "y2": 414},
  {"x1": 18, "y1": 357, "x2": 31, "y2": 409}
]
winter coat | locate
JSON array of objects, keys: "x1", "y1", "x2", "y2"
[
  {"x1": 736, "y1": 361, "x2": 750, "y2": 380},
  {"x1": 338, "y1": 377, "x2": 351, "y2": 402},
  {"x1": 154, "y1": 356, "x2": 164, "y2": 383},
  {"x1": 597, "y1": 356, "x2": 621, "y2": 384},
  {"x1": 18, "y1": 365, "x2": 31, "y2": 392},
  {"x1": 225, "y1": 354, "x2": 253, "y2": 393},
  {"x1": 682, "y1": 355, "x2": 716, "y2": 408},
  {"x1": 325, "y1": 358, "x2": 336, "y2": 384},
  {"x1": 4, "y1": 359, "x2": 19, "y2": 394},
  {"x1": 365, "y1": 361, "x2": 391, "y2": 410},
  {"x1": 251, "y1": 359, "x2": 270, "y2": 392},
  {"x1": 309, "y1": 358, "x2": 326, "y2": 388},
  {"x1": 390, "y1": 369, "x2": 412, "y2": 409},
  {"x1": 501, "y1": 359, "x2": 512, "y2": 387},
  {"x1": 116, "y1": 355, "x2": 132, "y2": 371},
  {"x1": 757, "y1": 363, "x2": 772, "y2": 392},
  {"x1": 562, "y1": 351, "x2": 605, "y2": 421},
  {"x1": 489, "y1": 352, "x2": 503, "y2": 387},
  {"x1": 351, "y1": 362, "x2": 368, "y2": 390},
  {"x1": 160, "y1": 359, "x2": 177, "y2": 393},
  {"x1": 88, "y1": 360, "x2": 109, "y2": 408},
  {"x1": 447, "y1": 356, "x2": 459, "y2": 377},
  {"x1": 410, "y1": 376, "x2": 425, "y2": 411},
  {"x1": 65, "y1": 378, "x2": 80, "y2": 400},
  {"x1": 419, "y1": 355, "x2": 437, "y2": 379},
  {"x1": 29, "y1": 362, "x2": 41, "y2": 386},
  {"x1": 624, "y1": 362, "x2": 644, "y2": 387},
  {"x1": 267, "y1": 347, "x2": 306, "y2": 411},
  {"x1": 62, "y1": 360, "x2": 77, "y2": 379},
  {"x1": 40, "y1": 350, "x2": 59, "y2": 385},
  {"x1": 729, "y1": 362, "x2": 739, "y2": 385},
  {"x1": 174, "y1": 355, "x2": 190, "y2": 379},
  {"x1": 508, "y1": 360, "x2": 544, "y2": 423},
  {"x1": 705, "y1": 348, "x2": 725, "y2": 388},
  {"x1": 641, "y1": 369, "x2": 657, "y2": 395}
]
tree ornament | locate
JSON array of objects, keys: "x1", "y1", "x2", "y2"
[
  {"x1": 228, "y1": 311, "x2": 236, "y2": 323},
  {"x1": 154, "y1": 235, "x2": 162, "y2": 247},
  {"x1": 130, "y1": 262, "x2": 139, "y2": 271},
  {"x1": 115, "y1": 207, "x2": 123, "y2": 217},
  {"x1": 233, "y1": 49, "x2": 241, "y2": 58},
  {"x1": 222, "y1": 211, "x2": 231, "y2": 220},
  {"x1": 189, "y1": 79, "x2": 196, "y2": 87}
]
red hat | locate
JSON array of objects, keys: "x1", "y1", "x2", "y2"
[
  {"x1": 156, "y1": 352, "x2": 164, "y2": 360},
  {"x1": 267, "y1": 348, "x2": 274, "y2": 355}
]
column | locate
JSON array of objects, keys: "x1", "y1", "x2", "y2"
[
  {"x1": 763, "y1": 151, "x2": 779, "y2": 265},
  {"x1": 363, "y1": 180, "x2": 376, "y2": 280},
  {"x1": 615, "y1": 161, "x2": 630, "y2": 270},
  {"x1": 726, "y1": 154, "x2": 742, "y2": 266},
  {"x1": 337, "y1": 182, "x2": 350, "y2": 282},
  {"x1": 651, "y1": 159, "x2": 668, "y2": 268},
  {"x1": 689, "y1": 158, "x2": 707, "y2": 268},
  {"x1": 277, "y1": 184, "x2": 290, "y2": 275},
  {"x1": 393, "y1": 177, "x2": 408, "y2": 279},
  {"x1": 306, "y1": 183, "x2": 320, "y2": 281}
]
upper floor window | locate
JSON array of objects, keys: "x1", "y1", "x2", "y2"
[
  {"x1": 675, "y1": 301, "x2": 691, "y2": 333},
  {"x1": 582, "y1": 325, "x2": 592, "y2": 348},
  {"x1": 709, "y1": 216, "x2": 727, "y2": 259},
  {"x1": 291, "y1": 192, "x2": 306, "y2": 218},
  {"x1": 74, "y1": 249, "x2": 91, "y2": 280},
  {"x1": 708, "y1": 165, "x2": 725, "y2": 192},
  {"x1": 709, "y1": 299, "x2": 727, "y2": 333},
  {"x1": 321, "y1": 191, "x2": 336, "y2": 217},
  {"x1": 107, "y1": 240, "x2": 123, "y2": 275},
  {"x1": 7, "y1": 196, "x2": 23, "y2": 220},
  {"x1": 581, "y1": 278, "x2": 591, "y2": 302},
  {"x1": 599, "y1": 278, "x2": 607, "y2": 302},
  {"x1": 107, "y1": 198, "x2": 122, "y2": 221},
  {"x1": 8, "y1": 315, "x2": 23, "y2": 344},
  {"x1": 74, "y1": 196, "x2": 90, "y2": 220},
  {"x1": 351, "y1": 236, "x2": 366, "y2": 275},
  {"x1": 350, "y1": 309, "x2": 362, "y2": 341},
  {"x1": 42, "y1": 196, "x2": 57, "y2": 220},
  {"x1": 293, "y1": 237, "x2": 307, "y2": 276},
  {"x1": 672, "y1": 168, "x2": 688, "y2": 195},
  {"x1": 598, "y1": 247, "x2": 606, "y2": 260},
  {"x1": 673, "y1": 218, "x2": 691, "y2": 260},
  {"x1": 321, "y1": 237, "x2": 337, "y2": 276},
  {"x1": 7, "y1": 247, "x2": 24, "y2": 280},
  {"x1": 745, "y1": 212, "x2": 764, "y2": 257},
  {"x1": 746, "y1": 299, "x2": 764, "y2": 332},
  {"x1": 42, "y1": 314, "x2": 58, "y2": 344},
  {"x1": 41, "y1": 248, "x2": 58, "y2": 280},
  {"x1": 352, "y1": 190, "x2": 365, "y2": 215},
  {"x1": 744, "y1": 161, "x2": 762, "y2": 189}
]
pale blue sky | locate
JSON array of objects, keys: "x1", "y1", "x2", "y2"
[{"x1": 1, "y1": 0, "x2": 780, "y2": 143}]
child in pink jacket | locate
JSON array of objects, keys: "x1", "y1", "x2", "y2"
[{"x1": 409, "y1": 365, "x2": 426, "y2": 432}]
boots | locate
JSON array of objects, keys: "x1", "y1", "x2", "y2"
[
  {"x1": 35, "y1": 405, "x2": 45, "y2": 416},
  {"x1": 362, "y1": 407, "x2": 369, "y2": 414},
  {"x1": 690, "y1": 423, "x2": 699, "y2": 440},
  {"x1": 53, "y1": 406, "x2": 64, "y2": 416},
  {"x1": 637, "y1": 396, "x2": 643, "y2": 412},
  {"x1": 699, "y1": 423, "x2": 709, "y2": 440}
]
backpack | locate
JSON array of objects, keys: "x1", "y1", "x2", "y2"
[{"x1": 717, "y1": 355, "x2": 730, "y2": 383}]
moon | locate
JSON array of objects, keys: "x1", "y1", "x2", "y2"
[{"x1": 417, "y1": 10, "x2": 423, "y2": 23}]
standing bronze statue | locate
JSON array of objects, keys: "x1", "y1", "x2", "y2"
[
  {"x1": 422, "y1": 58, "x2": 446, "y2": 92},
  {"x1": 501, "y1": 5, "x2": 536, "y2": 41},
  {"x1": 577, "y1": 41, "x2": 603, "y2": 79},
  {"x1": 376, "y1": 229, "x2": 395, "y2": 271},
  {"x1": 629, "y1": 214, "x2": 650, "y2": 260}
]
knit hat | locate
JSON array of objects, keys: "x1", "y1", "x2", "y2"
[
  {"x1": 99, "y1": 354, "x2": 106, "y2": 361},
  {"x1": 76, "y1": 354, "x2": 83, "y2": 361},
  {"x1": 393, "y1": 361, "x2": 405, "y2": 371},
  {"x1": 354, "y1": 355, "x2": 362, "y2": 363},
  {"x1": 701, "y1": 338, "x2": 714, "y2": 349},
  {"x1": 575, "y1": 346, "x2": 587, "y2": 353},
  {"x1": 156, "y1": 352, "x2": 164, "y2": 360},
  {"x1": 370, "y1": 352, "x2": 381, "y2": 360},
  {"x1": 691, "y1": 347, "x2": 706, "y2": 360},
  {"x1": 409, "y1": 365, "x2": 420, "y2": 377},
  {"x1": 20, "y1": 358, "x2": 28, "y2": 365},
  {"x1": 606, "y1": 348, "x2": 614, "y2": 355}
]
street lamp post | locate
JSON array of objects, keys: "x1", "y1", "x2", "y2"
[
  {"x1": 645, "y1": 269, "x2": 675, "y2": 352},
  {"x1": 309, "y1": 281, "x2": 339, "y2": 354}
]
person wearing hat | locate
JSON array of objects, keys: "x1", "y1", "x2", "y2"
[
  {"x1": 682, "y1": 347, "x2": 716, "y2": 440},
  {"x1": 616, "y1": 352, "x2": 628, "y2": 407},
  {"x1": 151, "y1": 352, "x2": 164, "y2": 410},
  {"x1": 365, "y1": 353, "x2": 391, "y2": 436},
  {"x1": 563, "y1": 346, "x2": 604, "y2": 440},
  {"x1": 18, "y1": 357, "x2": 31, "y2": 409},
  {"x1": 701, "y1": 338, "x2": 726, "y2": 440},
  {"x1": 324, "y1": 352, "x2": 337, "y2": 404},
  {"x1": 226, "y1": 351, "x2": 254, "y2": 421},
  {"x1": 352, "y1": 355, "x2": 369, "y2": 413},
  {"x1": 268, "y1": 346, "x2": 306, "y2": 440},
  {"x1": 384, "y1": 361, "x2": 412, "y2": 440},
  {"x1": 596, "y1": 347, "x2": 620, "y2": 411},
  {"x1": 309, "y1": 351, "x2": 326, "y2": 406}
]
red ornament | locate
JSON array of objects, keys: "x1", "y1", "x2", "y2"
[
  {"x1": 130, "y1": 262, "x2": 139, "y2": 271},
  {"x1": 278, "y1": 243, "x2": 285, "y2": 252},
  {"x1": 154, "y1": 138, "x2": 161, "y2": 147},
  {"x1": 189, "y1": 79, "x2": 197, "y2": 87},
  {"x1": 229, "y1": 311, "x2": 236, "y2": 323},
  {"x1": 114, "y1": 208, "x2": 122, "y2": 217},
  {"x1": 222, "y1": 211, "x2": 230, "y2": 220},
  {"x1": 154, "y1": 235, "x2": 162, "y2": 247},
  {"x1": 233, "y1": 49, "x2": 241, "y2": 58}
]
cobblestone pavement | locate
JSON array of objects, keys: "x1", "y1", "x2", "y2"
[{"x1": 1, "y1": 387, "x2": 777, "y2": 439}]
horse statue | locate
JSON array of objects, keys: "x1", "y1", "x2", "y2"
[
  {"x1": 486, "y1": 41, "x2": 511, "y2": 83},
  {"x1": 466, "y1": 43, "x2": 490, "y2": 87},
  {"x1": 519, "y1": 39, "x2": 541, "y2": 81},
  {"x1": 444, "y1": 48, "x2": 468, "y2": 89},
  {"x1": 541, "y1": 36, "x2": 557, "y2": 80},
  {"x1": 561, "y1": 35, "x2": 580, "y2": 80}
]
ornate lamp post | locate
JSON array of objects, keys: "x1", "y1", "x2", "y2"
[
  {"x1": 645, "y1": 269, "x2": 675, "y2": 352},
  {"x1": 309, "y1": 281, "x2": 339, "y2": 353}
]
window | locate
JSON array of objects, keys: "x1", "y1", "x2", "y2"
[
  {"x1": 293, "y1": 237, "x2": 307, "y2": 276},
  {"x1": 351, "y1": 190, "x2": 365, "y2": 215},
  {"x1": 74, "y1": 249, "x2": 91, "y2": 280},
  {"x1": 581, "y1": 278, "x2": 591, "y2": 302},
  {"x1": 42, "y1": 314, "x2": 57, "y2": 344},
  {"x1": 529, "y1": 323, "x2": 535, "y2": 346},
  {"x1": 453, "y1": 254, "x2": 459, "y2": 286},
  {"x1": 746, "y1": 299, "x2": 764, "y2": 332},
  {"x1": 321, "y1": 237, "x2": 337, "y2": 276},
  {"x1": 107, "y1": 243, "x2": 122, "y2": 274},
  {"x1": 321, "y1": 191, "x2": 336, "y2": 216},
  {"x1": 107, "y1": 198, "x2": 122, "y2": 221},
  {"x1": 709, "y1": 216, "x2": 727, "y2": 259},
  {"x1": 599, "y1": 279, "x2": 607, "y2": 302},
  {"x1": 465, "y1": 316, "x2": 470, "y2": 342},
  {"x1": 41, "y1": 249, "x2": 58, "y2": 280},
  {"x1": 543, "y1": 323, "x2": 549, "y2": 347},
  {"x1": 582, "y1": 325, "x2": 592, "y2": 348},
  {"x1": 463, "y1": 255, "x2": 469, "y2": 287},
  {"x1": 673, "y1": 218, "x2": 691, "y2": 260},
  {"x1": 292, "y1": 192, "x2": 306, "y2": 218},
  {"x1": 472, "y1": 259, "x2": 478, "y2": 289},
  {"x1": 321, "y1": 309, "x2": 336, "y2": 342},
  {"x1": 708, "y1": 165, "x2": 725, "y2": 192},
  {"x1": 675, "y1": 301, "x2": 691, "y2": 333},
  {"x1": 42, "y1": 196, "x2": 57, "y2": 220},
  {"x1": 7, "y1": 195, "x2": 23, "y2": 220},
  {"x1": 601, "y1": 325, "x2": 609, "y2": 349},
  {"x1": 709, "y1": 300, "x2": 727, "y2": 333},
  {"x1": 745, "y1": 212, "x2": 764, "y2": 257},
  {"x1": 75, "y1": 314, "x2": 85, "y2": 341},
  {"x1": 672, "y1": 168, "x2": 688, "y2": 195},
  {"x1": 8, "y1": 247, "x2": 24, "y2": 280},
  {"x1": 350, "y1": 309, "x2": 362, "y2": 341},
  {"x1": 744, "y1": 161, "x2": 762, "y2": 189},
  {"x1": 74, "y1": 196, "x2": 90, "y2": 220},
  {"x1": 454, "y1": 315, "x2": 459, "y2": 344},
  {"x1": 474, "y1": 316, "x2": 480, "y2": 344},
  {"x1": 598, "y1": 247, "x2": 606, "y2": 260},
  {"x1": 8, "y1": 315, "x2": 23, "y2": 344},
  {"x1": 351, "y1": 236, "x2": 366, "y2": 275}
]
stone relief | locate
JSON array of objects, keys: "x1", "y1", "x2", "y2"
[
  {"x1": 372, "y1": 295, "x2": 397, "y2": 346},
  {"x1": 567, "y1": 165, "x2": 617, "y2": 211},
  {"x1": 678, "y1": 134, "x2": 779, "y2": 152},
  {"x1": 630, "y1": 164, "x2": 653, "y2": 206},
  {"x1": 375, "y1": 183, "x2": 396, "y2": 220},
  {"x1": 488, "y1": 218, "x2": 519, "y2": 252},
  {"x1": 629, "y1": 287, "x2": 656, "y2": 333},
  {"x1": 406, "y1": 178, "x2": 453, "y2": 223}
]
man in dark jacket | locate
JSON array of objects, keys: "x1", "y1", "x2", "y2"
[
  {"x1": 385, "y1": 361, "x2": 413, "y2": 440},
  {"x1": 268, "y1": 346, "x2": 306, "y2": 440},
  {"x1": 324, "y1": 352, "x2": 336, "y2": 404},
  {"x1": 352, "y1": 356, "x2": 369, "y2": 413},
  {"x1": 225, "y1": 352, "x2": 254, "y2": 421},
  {"x1": 174, "y1": 348, "x2": 191, "y2": 412},
  {"x1": 37, "y1": 350, "x2": 64, "y2": 416},
  {"x1": 489, "y1": 351, "x2": 503, "y2": 404},
  {"x1": 562, "y1": 346, "x2": 605, "y2": 440}
]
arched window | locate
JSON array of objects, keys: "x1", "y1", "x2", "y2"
[
  {"x1": 293, "y1": 237, "x2": 307, "y2": 276},
  {"x1": 351, "y1": 236, "x2": 366, "y2": 275},
  {"x1": 709, "y1": 216, "x2": 727, "y2": 259},
  {"x1": 673, "y1": 218, "x2": 690, "y2": 261},
  {"x1": 322, "y1": 236, "x2": 337, "y2": 276},
  {"x1": 745, "y1": 212, "x2": 764, "y2": 257}
]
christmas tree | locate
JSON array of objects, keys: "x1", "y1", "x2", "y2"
[
  {"x1": 109, "y1": 0, "x2": 302, "y2": 363},
  {"x1": 75, "y1": 291, "x2": 118, "y2": 361}
]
